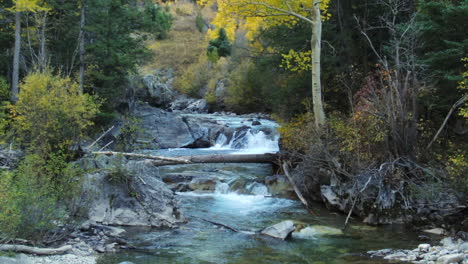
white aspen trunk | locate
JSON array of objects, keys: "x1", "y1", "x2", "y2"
[
  {"x1": 38, "y1": 13, "x2": 47, "y2": 71},
  {"x1": 79, "y1": 0, "x2": 86, "y2": 92},
  {"x1": 11, "y1": 11, "x2": 21, "y2": 102},
  {"x1": 311, "y1": 0, "x2": 326, "y2": 127}
]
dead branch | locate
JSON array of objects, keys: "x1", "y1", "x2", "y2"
[
  {"x1": 86, "y1": 125, "x2": 115, "y2": 151},
  {"x1": 282, "y1": 162, "x2": 310, "y2": 209},
  {"x1": 200, "y1": 218, "x2": 255, "y2": 235},
  {"x1": 426, "y1": 95, "x2": 468, "y2": 150}
]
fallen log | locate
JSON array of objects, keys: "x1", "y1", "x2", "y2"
[
  {"x1": 92, "y1": 151, "x2": 192, "y2": 163},
  {"x1": 149, "y1": 153, "x2": 278, "y2": 166},
  {"x1": 0, "y1": 244, "x2": 72, "y2": 255}
]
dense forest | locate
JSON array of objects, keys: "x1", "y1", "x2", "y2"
[{"x1": 0, "y1": 0, "x2": 467, "y2": 263}]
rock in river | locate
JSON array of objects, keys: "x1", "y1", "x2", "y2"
[
  {"x1": 84, "y1": 156, "x2": 184, "y2": 228},
  {"x1": 261, "y1": 220, "x2": 295, "y2": 240}
]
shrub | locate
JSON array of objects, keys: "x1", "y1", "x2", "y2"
[
  {"x1": 195, "y1": 12, "x2": 205, "y2": 33},
  {"x1": 0, "y1": 153, "x2": 83, "y2": 242},
  {"x1": 116, "y1": 116, "x2": 142, "y2": 152},
  {"x1": 11, "y1": 71, "x2": 100, "y2": 155},
  {"x1": 0, "y1": 76, "x2": 9, "y2": 101}
]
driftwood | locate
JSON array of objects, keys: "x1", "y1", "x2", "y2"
[{"x1": 0, "y1": 244, "x2": 72, "y2": 255}]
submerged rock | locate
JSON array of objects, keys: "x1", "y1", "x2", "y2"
[
  {"x1": 292, "y1": 225, "x2": 344, "y2": 239},
  {"x1": 261, "y1": 220, "x2": 295, "y2": 240}
]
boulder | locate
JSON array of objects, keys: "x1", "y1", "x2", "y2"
[
  {"x1": 261, "y1": 220, "x2": 295, "y2": 240},
  {"x1": 436, "y1": 253, "x2": 464, "y2": 264},
  {"x1": 320, "y1": 185, "x2": 346, "y2": 211},
  {"x1": 188, "y1": 177, "x2": 217, "y2": 191},
  {"x1": 252, "y1": 120, "x2": 261, "y2": 126},
  {"x1": 265, "y1": 174, "x2": 295, "y2": 198},
  {"x1": 134, "y1": 103, "x2": 195, "y2": 149},
  {"x1": 85, "y1": 158, "x2": 184, "y2": 228},
  {"x1": 140, "y1": 69, "x2": 175, "y2": 107},
  {"x1": 185, "y1": 99, "x2": 208, "y2": 113}
]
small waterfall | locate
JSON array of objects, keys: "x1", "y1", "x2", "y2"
[
  {"x1": 215, "y1": 182, "x2": 230, "y2": 194},
  {"x1": 213, "y1": 129, "x2": 279, "y2": 154},
  {"x1": 211, "y1": 133, "x2": 229, "y2": 150}
]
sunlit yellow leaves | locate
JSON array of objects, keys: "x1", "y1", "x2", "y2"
[
  {"x1": 281, "y1": 49, "x2": 312, "y2": 72},
  {"x1": 8, "y1": 0, "x2": 49, "y2": 12},
  {"x1": 198, "y1": 0, "x2": 331, "y2": 41}
]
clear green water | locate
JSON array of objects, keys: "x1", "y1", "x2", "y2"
[{"x1": 96, "y1": 162, "x2": 420, "y2": 264}]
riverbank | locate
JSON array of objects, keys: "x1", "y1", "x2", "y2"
[
  {"x1": 0, "y1": 254, "x2": 96, "y2": 264},
  {"x1": 369, "y1": 237, "x2": 468, "y2": 263}
]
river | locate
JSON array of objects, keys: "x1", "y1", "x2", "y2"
[{"x1": 96, "y1": 113, "x2": 419, "y2": 264}]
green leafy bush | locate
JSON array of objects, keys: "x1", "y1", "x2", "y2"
[
  {"x1": 195, "y1": 12, "x2": 205, "y2": 33},
  {"x1": 0, "y1": 153, "x2": 84, "y2": 242},
  {"x1": 11, "y1": 71, "x2": 100, "y2": 155}
]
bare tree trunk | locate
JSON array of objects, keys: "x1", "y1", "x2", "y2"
[
  {"x1": 79, "y1": 0, "x2": 86, "y2": 92},
  {"x1": 311, "y1": 0, "x2": 326, "y2": 127},
  {"x1": 38, "y1": 13, "x2": 47, "y2": 71},
  {"x1": 11, "y1": 11, "x2": 21, "y2": 102}
]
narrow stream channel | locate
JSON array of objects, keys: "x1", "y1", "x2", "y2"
[{"x1": 96, "y1": 113, "x2": 420, "y2": 264}]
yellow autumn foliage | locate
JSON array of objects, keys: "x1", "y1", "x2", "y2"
[
  {"x1": 11, "y1": 71, "x2": 100, "y2": 153},
  {"x1": 8, "y1": 0, "x2": 49, "y2": 12},
  {"x1": 199, "y1": 0, "x2": 331, "y2": 42}
]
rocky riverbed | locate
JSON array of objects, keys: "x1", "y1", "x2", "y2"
[{"x1": 369, "y1": 237, "x2": 468, "y2": 263}]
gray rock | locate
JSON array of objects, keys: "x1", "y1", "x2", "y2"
[
  {"x1": 252, "y1": 120, "x2": 261, "y2": 126},
  {"x1": 85, "y1": 158, "x2": 184, "y2": 228},
  {"x1": 458, "y1": 242, "x2": 468, "y2": 252},
  {"x1": 0, "y1": 257, "x2": 19, "y2": 264},
  {"x1": 185, "y1": 99, "x2": 208, "y2": 113},
  {"x1": 189, "y1": 177, "x2": 217, "y2": 191},
  {"x1": 261, "y1": 220, "x2": 295, "y2": 240},
  {"x1": 418, "y1": 243, "x2": 431, "y2": 252},
  {"x1": 320, "y1": 185, "x2": 346, "y2": 211},
  {"x1": 140, "y1": 69, "x2": 175, "y2": 106},
  {"x1": 436, "y1": 253, "x2": 464, "y2": 264},
  {"x1": 265, "y1": 174, "x2": 294, "y2": 198},
  {"x1": 441, "y1": 237, "x2": 457, "y2": 250},
  {"x1": 134, "y1": 103, "x2": 195, "y2": 149}
]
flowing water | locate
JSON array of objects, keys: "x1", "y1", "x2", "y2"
[{"x1": 97, "y1": 114, "x2": 419, "y2": 264}]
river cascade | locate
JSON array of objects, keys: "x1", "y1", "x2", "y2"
[{"x1": 96, "y1": 107, "x2": 423, "y2": 264}]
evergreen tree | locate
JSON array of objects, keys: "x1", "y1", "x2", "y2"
[
  {"x1": 208, "y1": 28, "x2": 232, "y2": 58},
  {"x1": 418, "y1": 0, "x2": 468, "y2": 113}
]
